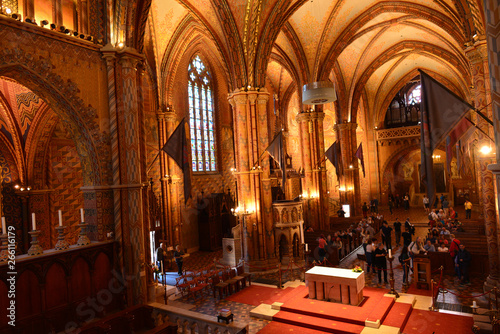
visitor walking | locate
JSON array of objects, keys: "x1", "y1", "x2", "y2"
[
  {"x1": 174, "y1": 245, "x2": 184, "y2": 276},
  {"x1": 457, "y1": 244, "x2": 471, "y2": 284},
  {"x1": 423, "y1": 195, "x2": 430, "y2": 213},
  {"x1": 394, "y1": 218, "x2": 402, "y2": 246},
  {"x1": 464, "y1": 200, "x2": 472, "y2": 219},
  {"x1": 374, "y1": 243, "x2": 388, "y2": 284},
  {"x1": 403, "y1": 193, "x2": 410, "y2": 211}
]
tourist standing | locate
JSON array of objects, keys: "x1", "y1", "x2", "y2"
[
  {"x1": 388, "y1": 198, "x2": 394, "y2": 215},
  {"x1": 362, "y1": 202, "x2": 369, "y2": 218},
  {"x1": 156, "y1": 243, "x2": 166, "y2": 279},
  {"x1": 442, "y1": 197, "x2": 449, "y2": 217},
  {"x1": 399, "y1": 246, "x2": 411, "y2": 284},
  {"x1": 174, "y1": 245, "x2": 184, "y2": 276},
  {"x1": 394, "y1": 218, "x2": 402, "y2": 246},
  {"x1": 423, "y1": 195, "x2": 430, "y2": 213},
  {"x1": 464, "y1": 200, "x2": 472, "y2": 219},
  {"x1": 403, "y1": 193, "x2": 410, "y2": 211},
  {"x1": 374, "y1": 243, "x2": 388, "y2": 284},
  {"x1": 449, "y1": 234, "x2": 461, "y2": 278},
  {"x1": 381, "y1": 221, "x2": 393, "y2": 250},
  {"x1": 457, "y1": 244, "x2": 471, "y2": 284},
  {"x1": 318, "y1": 234, "x2": 327, "y2": 262}
]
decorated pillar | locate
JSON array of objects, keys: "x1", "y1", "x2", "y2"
[
  {"x1": 478, "y1": 157, "x2": 499, "y2": 288},
  {"x1": 102, "y1": 45, "x2": 147, "y2": 305},
  {"x1": 483, "y1": 0, "x2": 500, "y2": 289},
  {"x1": 334, "y1": 122, "x2": 361, "y2": 216},
  {"x1": 296, "y1": 111, "x2": 328, "y2": 230},
  {"x1": 156, "y1": 108, "x2": 181, "y2": 247},
  {"x1": 228, "y1": 88, "x2": 276, "y2": 268}
]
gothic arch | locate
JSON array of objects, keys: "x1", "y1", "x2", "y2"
[{"x1": 0, "y1": 50, "x2": 110, "y2": 186}]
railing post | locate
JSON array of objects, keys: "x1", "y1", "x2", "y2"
[{"x1": 429, "y1": 279, "x2": 437, "y2": 311}]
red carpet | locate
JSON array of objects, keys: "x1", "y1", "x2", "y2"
[
  {"x1": 273, "y1": 311, "x2": 364, "y2": 334},
  {"x1": 258, "y1": 321, "x2": 327, "y2": 334},
  {"x1": 279, "y1": 285, "x2": 392, "y2": 325},
  {"x1": 382, "y1": 302, "x2": 413, "y2": 328},
  {"x1": 403, "y1": 310, "x2": 473, "y2": 334},
  {"x1": 225, "y1": 286, "x2": 295, "y2": 306}
]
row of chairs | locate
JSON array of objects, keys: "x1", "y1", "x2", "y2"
[{"x1": 175, "y1": 264, "x2": 251, "y2": 300}]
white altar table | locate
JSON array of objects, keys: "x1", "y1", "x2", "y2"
[{"x1": 305, "y1": 266, "x2": 365, "y2": 305}]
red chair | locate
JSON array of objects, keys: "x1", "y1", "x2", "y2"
[
  {"x1": 225, "y1": 267, "x2": 239, "y2": 294},
  {"x1": 188, "y1": 278, "x2": 204, "y2": 300}
]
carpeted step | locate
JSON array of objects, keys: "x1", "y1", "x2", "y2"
[
  {"x1": 403, "y1": 309, "x2": 474, "y2": 334},
  {"x1": 257, "y1": 321, "x2": 330, "y2": 334},
  {"x1": 273, "y1": 310, "x2": 364, "y2": 334},
  {"x1": 273, "y1": 285, "x2": 308, "y2": 303},
  {"x1": 382, "y1": 302, "x2": 413, "y2": 329},
  {"x1": 365, "y1": 296, "x2": 395, "y2": 325}
]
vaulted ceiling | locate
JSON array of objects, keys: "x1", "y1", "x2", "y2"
[{"x1": 139, "y1": 0, "x2": 484, "y2": 124}]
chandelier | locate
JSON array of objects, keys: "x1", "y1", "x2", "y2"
[{"x1": 302, "y1": 81, "x2": 337, "y2": 105}]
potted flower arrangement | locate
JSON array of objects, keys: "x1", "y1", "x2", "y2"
[
  {"x1": 150, "y1": 263, "x2": 161, "y2": 283},
  {"x1": 352, "y1": 265, "x2": 363, "y2": 273}
]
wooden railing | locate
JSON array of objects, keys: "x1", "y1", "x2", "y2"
[
  {"x1": 0, "y1": 241, "x2": 118, "y2": 334},
  {"x1": 150, "y1": 302, "x2": 248, "y2": 334}
]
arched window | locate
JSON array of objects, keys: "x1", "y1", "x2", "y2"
[
  {"x1": 188, "y1": 55, "x2": 217, "y2": 172},
  {"x1": 407, "y1": 85, "x2": 421, "y2": 105}
]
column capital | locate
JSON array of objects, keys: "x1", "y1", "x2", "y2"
[
  {"x1": 296, "y1": 111, "x2": 324, "y2": 123},
  {"x1": 334, "y1": 122, "x2": 357, "y2": 131},
  {"x1": 248, "y1": 92, "x2": 258, "y2": 105},
  {"x1": 465, "y1": 40, "x2": 488, "y2": 64},
  {"x1": 230, "y1": 93, "x2": 248, "y2": 106}
]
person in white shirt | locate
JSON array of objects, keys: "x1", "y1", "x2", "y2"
[
  {"x1": 409, "y1": 237, "x2": 426, "y2": 255},
  {"x1": 438, "y1": 243, "x2": 449, "y2": 252},
  {"x1": 365, "y1": 238, "x2": 376, "y2": 273},
  {"x1": 423, "y1": 195, "x2": 430, "y2": 213}
]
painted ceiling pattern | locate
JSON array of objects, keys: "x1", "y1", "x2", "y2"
[
  {"x1": 145, "y1": 0, "x2": 482, "y2": 125},
  {"x1": 0, "y1": 77, "x2": 46, "y2": 147}
]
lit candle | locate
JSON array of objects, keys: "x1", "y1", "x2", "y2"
[
  {"x1": 1, "y1": 217, "x2": 6, "y2": 234},
  {"x1": 32, "y1": 213, "x2": 36, "y2": 230},
  {"x1": 80, "y1": 208, "x2": 84, "y2": 223},
  {"x1": 58, "y1": 210, "x2": 63, "y2": 227},
  {"x1": 388, "y1": 249, "x2": 392, "y2": 258},
  {"x1": 305, "y1": 244, "x2": 309, "y2": 252}
]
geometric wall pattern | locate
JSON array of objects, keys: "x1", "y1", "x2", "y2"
[{"x1": 47, "y1": 122, "x2": 84, "y2": 247}]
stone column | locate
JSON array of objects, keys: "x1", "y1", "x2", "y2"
[
  {"x1": 483, "y1": 0, "x2": 500, "y2": 290},
  {"x1": 296, "y1": 111, "x2": 328, "y2": 230},
  {"x1": 478, "y1": 157, "x2": 499, "y2": 288},
  {"x1": 228, "y1": 89, "x2": 276, "y2": 268},
  {"x1": 334, "y1": 122, "x2": 361, "y2": 216},
  {"x1": 102, "y1": 45, "x2": 147, "y2": 305},
  {"x1": 157, "y1": 109, "x2": 181, "y2": 247}
]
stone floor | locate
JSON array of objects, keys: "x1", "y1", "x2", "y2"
[{"x1": 159, "y1": 206, "x2": 489, "y2": 333}]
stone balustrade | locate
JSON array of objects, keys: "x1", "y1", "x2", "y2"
[{"x1": 150, "y1": 302, "x2": 248, "y2": 334}]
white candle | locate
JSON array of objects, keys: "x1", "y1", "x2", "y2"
[
  {"x1": 80, "y1": 208, "x2": 84, "y2": 223},
  {"x1": 160, "y1": 261, "x2": 163, "y2": 274},
  {"x1": 1, "y1": 217, "x2": 6, "y2": 234},
  {"x1": 388, "y1": 249, "x2": 392, "y2": 258},
  {"x1": 473, "y1": 301, "x2": 477, "y2": 308},
  {"x1": 58, "y1": 210, "x2": 63, "y2": 227},
  {"x1": 305, "y1": 244, "x2": 309, "y2": 252},
  {"x1": 32, "y1": 213, "x2": 36, "y2": 230}
]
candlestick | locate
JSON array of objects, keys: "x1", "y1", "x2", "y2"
[
  {"x1": 387, "y1": 256, "x2": 399, "y2": 298},
  {"x1": 58, "y1": 210, "x2": 63, "y2": 227},
  {"x1": 54, "y1": 226, "x2": 69, "y2": 250},
  {"x1": 32, "y1": 213, "x2": 36, "y2": 231},
  {"x1": 28, "y1": 230, "x2": 43, "y2": 256},
  {"x1": 1, "y1": 217, "x2": 5, "y2": 234},
  {"x1": 76, "y1": 223, "x2": 91, "y2": 246},
  {"x1": 80, "y1": 208, "x2": 84, "y2": 223}
]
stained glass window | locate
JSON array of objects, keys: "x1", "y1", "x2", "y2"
[
  {"x1": 408, "y1": 85, "x2": 421, "y2": 105},
  {"x1": 188, "y1": 55, "x2": 217, "y2": 172}
]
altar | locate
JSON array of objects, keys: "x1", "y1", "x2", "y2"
[{"x1": 305, "y1": 266, "x2": 365, "y2": 305}]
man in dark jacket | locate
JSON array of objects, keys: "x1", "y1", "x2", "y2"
[
  {"x1": 457, "y1": 244, "x2": 471, "y2": 284},
  {"x1": 174, "y1": 245, "x2": 184, "y2": 276},
  {"x1": 393, "y1": 218, "x2": 402, "y2": 246},
  {"x1": 381, "y1": 221, "x2": 393, "y2": 250}
]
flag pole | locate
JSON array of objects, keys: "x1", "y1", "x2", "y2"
[
  {"x1": 146, "y1": 152, "x2": 161, "y2": 174},
  {"x1": 474, "y1": 103, "x2": 493, "y2": 126},
  {"x1": 315, "y1": 156, "x2": 328, "y2": 168},
  {"x1": 465, "y1": 118, "x2": 495, "y2": 142}
]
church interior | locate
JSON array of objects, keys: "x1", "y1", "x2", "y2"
[{"x1": 1, "y1": 0, "x2": 500, "y2": 333}]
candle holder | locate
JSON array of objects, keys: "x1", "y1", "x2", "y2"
[
  {"x1": 76, "y1": 223, "x2": 91, "y2": 246},
  {"x1": 387, "y1": 256, "x2": 400, "y2": 298},
  {"x1": 54, "y1": 226, "x2": 69, "y2": 250},
  {"x1": 0, "y1": 234, "x2": 8, "y2": 262},
  {"x1": 28, "y1": 230, "x2": 44, "y2": 256}
]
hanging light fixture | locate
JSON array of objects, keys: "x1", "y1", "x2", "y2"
[{"x1": 302, "y1": 81, "x2": 337, "y2": 105}]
